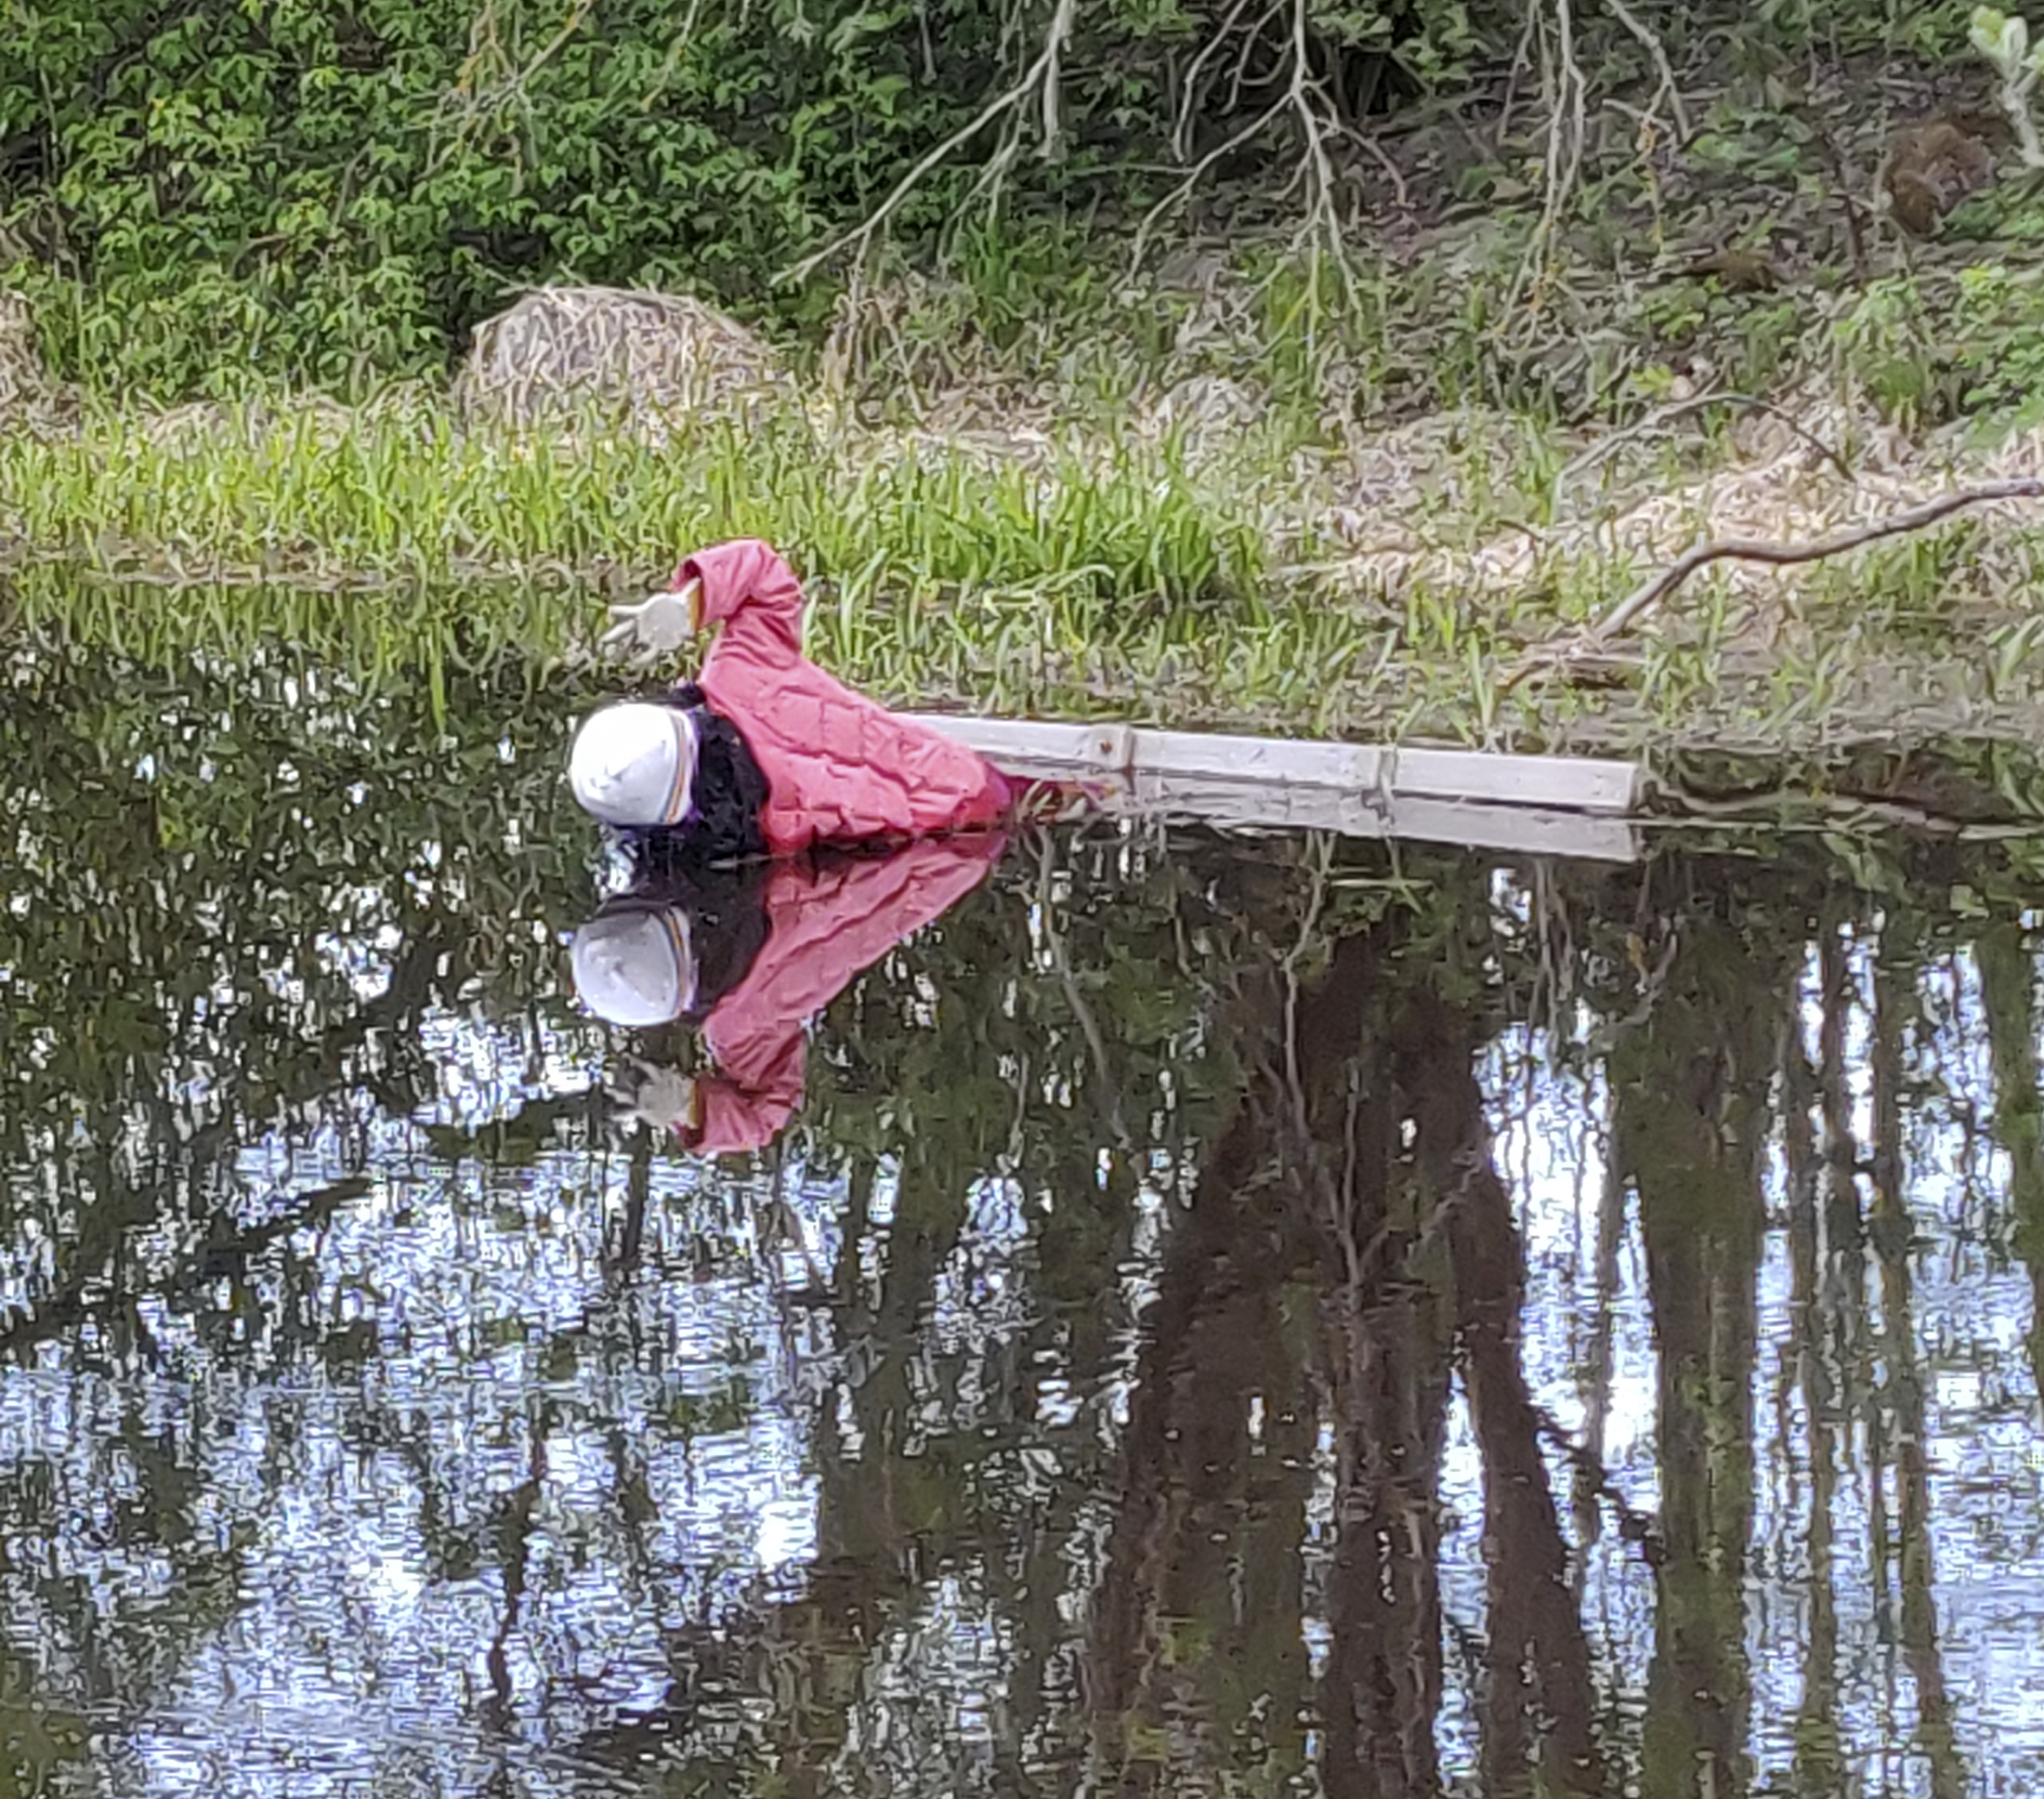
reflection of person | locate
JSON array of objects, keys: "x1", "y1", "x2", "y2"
[
  {"x1": 571, "y1": 834, "x2": 1006, "y2": 1153},
  {"x1": 568, "y1": 539, "x2": 1014, "y2": 859}
]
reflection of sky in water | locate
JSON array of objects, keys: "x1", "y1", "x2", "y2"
[
  {"x1": 0, "y1": 960, "x2": 1079, "y2": 1797},
  {"x1": 9, "y1": 862, "x2": 2044, "y2": 1796},
  {"x1": 4, "y1": 1144, "x2": 836, "y2": 1795},
  {"x1": 1472, "y1": 928, "x2": 2044, "y2": 1797}
]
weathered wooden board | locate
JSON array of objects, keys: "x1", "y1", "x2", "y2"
[
  {"x1": 907, "y1": 716, "x2": 1137, "y2": 772},
  {"x1": 1099, "y1": 769, "x2": 1638, "y2": 862},
  {"x1": 900, "y1": 715, "x2": 1646, "y2": 832},
  {"x1": 1379, "y1": 744, "x2": 1639, "y2": 813}
]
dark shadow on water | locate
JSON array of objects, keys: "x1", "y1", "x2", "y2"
[{"x1": 7, "y1": 647, "x2": 2044, "y2": 1793}]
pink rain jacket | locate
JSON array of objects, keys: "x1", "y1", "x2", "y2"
[
  {"x1": 689, "y1": 834, "x2": 1007, "y2": 1154},
  {"x1": 676, "y1": 539, "x2": 1012, "y2": 855}
]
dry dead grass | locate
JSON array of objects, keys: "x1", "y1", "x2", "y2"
[
  {"x1": 452, "y1": 285, "x2": 793, "y2": 438},
  {"x1": 0, "y1": 290, "x2": 75, "y2": 434},
  {"x1": 1318, "y1": 384, "x2": 2044, "y2": 633}
]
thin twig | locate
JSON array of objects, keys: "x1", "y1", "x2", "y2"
[
  {"x1": 1172, "y1": 0, "x2": 1261, "y2": 162},
  {"x1": 1137, "y1": 0, "x2": 1350, "y2": 273},
  {"x1": 777, "y1": 0, "x2": 1075, "y2": 285},
  {"x1": 1509, "y1": 0, "x2": 1588, "y2": 316},
  {"x1": 1600, "y1": 0, "x2": 1690, "y2": 142},
  {"x1": 1806, "y1": 117, "x2": 1869, "y2": 282},
  {"x1": 1497, "y1": 0, "x2": 1542, "y2": 144},
  {"x1": 1343, "y1": 125, "x2": 1411, "y2": 209},
  {"x1": 1506, "y1": 479, "x2": 2044, "y2": 690},
  {"x1": 1039, "y1": 0, "x2": 1067, "y2": 156},
  {"x1": 1284, "y1": 0, "x2": 1349, "y2": 265},
  {"x1": 1133, "y1": 96, "x2": 1291, "y2": 269},
  {"x1": 1558, "y1": 388, "x2": 1854, "y2": 487},
  {"x1": 1593, "y1": 479, "x2": 2044, "y2": 639},
  {"x1": 1223, "y1": 3, "x2": 1287, "y2": 113}
]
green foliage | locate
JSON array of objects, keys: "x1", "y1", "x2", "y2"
[
  {"x1": 0, "y1": 0, "x2": 1528, "y2": 396},
  {"x1": 1949, "y1": 263, "x2": 2044, "y2": 418},
  {"x1": 0, "y1": 398, "x2": 1269, "y2": 621},
  {"x1": 1830, "y1": 266, "x2": 2044, "y2": 427},
  {"x1": 0, "y1": 0, "x2": 998, "y2": 390},
  {"x1": 6, "y1": 0, "x2": 2029, "y2": 403},
  {"x1": 1970, "y1": 5, "x2": 2044, "y2": 177}
]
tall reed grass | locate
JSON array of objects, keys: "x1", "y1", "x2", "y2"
[
  {"x1": 0, "y1": 399, "x2": 1272, "y2": 603},
  {"x1": 7, "y1": 374, "x2": 2043, "y2": 755},
  {"x1": 2, "y1": 395, "x2": 1437, "y2": 734}
]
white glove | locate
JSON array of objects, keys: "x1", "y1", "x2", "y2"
[
  {"x1": 608, "y1": 1056, "x2": 699, "y2": 1135},
  {"x1": 600, "y1": 580, "x2": 701, "y2": 659}
]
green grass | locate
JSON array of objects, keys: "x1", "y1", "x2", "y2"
[
  {"x1": 0, "y1": 400, "x2": 1264, "y2": 597},
  {"x1": 0, "y1": 399, "x2": 1532, "y2": 744},
  {"x1": 9, "y1": 213, "x2": 2044, "y2": 759},
  {"x1": 0, "y1": 394, "x2": 1409, "y2": 730},
  {"x1": 6, "y1": 377, "x2": 2044, "y2": 758}
]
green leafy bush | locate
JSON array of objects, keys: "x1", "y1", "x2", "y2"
[
  {"x1": 0, "y1": 0, "x2": 1516, "y2": 394},
  {"x1": 0, "y1": 0, "x2": 1000, "y2": 390},
  {"x1": 4, "y1": 0, "x2": 2016, "y2": 399}
]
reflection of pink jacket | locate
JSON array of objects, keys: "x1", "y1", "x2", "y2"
[
  {"x1": 690, "y1": 834, "x2": 1007, "y2": 1154},
  {"x1": 677, "y1": 540, "x2": 1013, "y2": 855}
]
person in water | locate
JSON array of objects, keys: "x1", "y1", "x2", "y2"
[
  {"x1": 572, "y1": 834, "x2": 1005, "y2": 1154},
  {"x1": 568, "y1": 537, "x2": 1014, "y2": 859}
]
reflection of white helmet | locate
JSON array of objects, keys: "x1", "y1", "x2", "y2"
[
  {"x1": 568, "y1": 703, "x2": 701, "y2": 828},
  {"x1": 570, "y1": 905, "x2": 699, "y2": 1027}
]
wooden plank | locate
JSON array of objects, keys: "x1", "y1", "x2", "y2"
[
  {"x1": 1382, "y1": 744, "x2": 1640, "y2": 814},
  {"x1": 1127, "y1": 729, "x2": 1381, "y2": 790},
  {"x1": 899, "y1": 715, "x2": 1133, "y2": 771},
  {"x1": 899, "y1": 714, "x2": 1644, "y2": 819},
  {"x1": 1124, "y1": 772, "x2": 1639, "y2": 862}
]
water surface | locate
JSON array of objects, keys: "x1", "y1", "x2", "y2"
[{"x1": 7, "y1": 648, "x2": 2044, "y2": 1796}]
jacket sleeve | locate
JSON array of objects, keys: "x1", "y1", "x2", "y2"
[
  {"x1": 690, "y1": 1034, "x2": 806, "y2": 1156},
  {"x1": 675, "y1": 539, "x2": 806, "y2": 657},
  {"x1": 696, "y1": 835, "x2": 1007, "y2": 1147}
]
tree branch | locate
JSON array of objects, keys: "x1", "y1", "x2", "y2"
[
  {"x1": 1557, "y1": 388, "x2": 1854, "y2": 489},
  {"x1": 1600, "y1": 0, "x2": 1690, "y2": 142},
  {"x1": 778, "y1": 0, "x2": 1077, "y2": 285},
  {"x1": 1506, "y1": 478, "x2": 2044, "y2": 690}
]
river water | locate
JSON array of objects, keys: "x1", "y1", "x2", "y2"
[{"x1": 6, "y1": 645, "x2": 2044, "y2": 1797}]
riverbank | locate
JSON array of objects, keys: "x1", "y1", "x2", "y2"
[
  {"x1": 7, "y1": 175, "x2": 2044, "y2": 760},
  {"x1": 10, "y1": 2, "x2": 2044, "y2": 760},
  {"x1": 7, "y1": 377, "x2": 2044, "y2": 762}
]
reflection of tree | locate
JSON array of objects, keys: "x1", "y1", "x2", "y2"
[
  {"x1": 1082, "y1": 933, "x2": 1321, "y2": 1794},
  {"x1": 12, "y1": 640, "x2": 2044, "y2": 1798},
  {"x1": 1310, "y1": 938, "x2": 1451, "y2": 1799},
  {"x1": 0, "y1": 1643, "x2": 90, "y2": 1797},
  {"x1": 771, "y1": 836, "x2": 1328, "y2": 1796},
  {"x1": 0, "y1": 650, "x2": 603, "y2": 1357},
  {"x1": 1409, "y1": 984, "x2": 1605, "y2": 1799},
  {"x1": 1977, "y1": 918, "x2": 2044, "y2": 1396},
  {"x1": 0, "y1": 647, "x2": 607, "y2": 1774},
  {"x1": 1083, "y1": 862, "x2": 1611, "y2": 1798},
  {"x1": 1871, "y1": 928, "x2": 1966, "y2": 1799},
  {"x1": 1780, "y1": 1002, "x2": 1841, "y2": 1796},
  {"x1": 1612, "y1": 886, "x2": 1781, "y2": 1799}
]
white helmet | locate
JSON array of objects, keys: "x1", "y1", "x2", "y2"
[
  {"x1": 568, "y1": 703, "x2": 701, "y2": 828},
  {"x1": 570, "y1": 904, "x2": 699, "y2": 1027}
]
